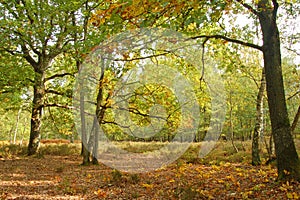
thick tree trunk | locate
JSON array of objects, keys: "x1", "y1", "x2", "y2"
[
  {"x1": 252, "y1": 69, "x2": 266, "y2": 166},
  {"x1": 258, "y1": 1, "x2": 300, "y2": 180},
  {"x1": 28, "y1": 70, "x2": 46, "y2": 155}
]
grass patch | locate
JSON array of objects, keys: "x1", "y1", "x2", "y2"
[
  {"x1": 39, "y1": 143, "x2": 81, "y2": 156},
  {"x1": 0, "y1": 143, "x2": 27, "y2": 158},
  {"x1": 0, "y1": 139, "x2": 299, "y2": 165},
  {"x1": 179, "y1": 140, "x2": 272, "y2": 165},
  {"x1": 112, "y1": 141, "x2": 165, "y2": 153},
  {"x1": 0, "y1": 142, "x2": 81, "y2": 158}
]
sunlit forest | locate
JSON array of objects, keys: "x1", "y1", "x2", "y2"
[{"x1": 0, "y1": 0, "x2": 299, "y2": 199}]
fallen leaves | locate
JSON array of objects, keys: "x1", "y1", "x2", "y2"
[
  {"x1": 94, "y1": 189, "x2": 107, "y2": 198},
  {"x1": 0, "y1": 155, "x2": 299, "y2": 199}
]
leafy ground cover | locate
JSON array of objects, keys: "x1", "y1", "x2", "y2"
[{"x1": 0, "y1": 141, "x2": 299, "y2": 199}]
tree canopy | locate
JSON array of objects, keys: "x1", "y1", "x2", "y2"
[{"x1": 0, "y1": 0, "x2": 299, "y2": 181}]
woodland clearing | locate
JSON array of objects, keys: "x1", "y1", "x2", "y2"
[{"x1": 0, "y1": 141, "x2": 299, "y2": 199}]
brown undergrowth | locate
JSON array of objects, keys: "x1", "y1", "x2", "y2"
[{"x1": 0, "y1": 141, "x2": 299, "y2": 199}]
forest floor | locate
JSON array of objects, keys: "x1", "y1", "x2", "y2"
[{"x1": 0, "y1": 140, "x2": 299, "y2": 200}]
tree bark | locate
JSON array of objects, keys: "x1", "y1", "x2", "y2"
[
  {"x1": 92, "y1": 116, "x2": 99, "y2": 165},
  {"x1": 252, "y1": 69, "x2": 266, "y2": 166},
  {"x1": 258, "y1": 0, "x2": 300, "y2": 180},
  {"x1": 28, "y1": 70, "x2": 46, "y2": 155},
  {"x1": 13, "y1": 106, "x2": 22, "y2": 144},
  {"x1": 291, "y1": 105, "x2": 300, "y2": 135},
  {"x1": 80, "y1": 82, "x2": 90, "y2": 165},
  {"x1": 94, "y1": 66, "x2": 106, "y2": 165},
  {"x1": 229, "y1": 91, "x2": 238, "y2": 153}
]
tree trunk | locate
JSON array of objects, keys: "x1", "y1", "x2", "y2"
[
  {"x1": 80, "y1": 85, "x2": 90, "y2": 165},
  {"x1": 19, "y1": 117, "x2": 27, "y2": 146},
  {"x1": 92, "y1": 116, "x2": 99, "y2": 165},
  {"x1": 252, "y1": 69, "x2": 266, "y2": 166},
  {"x1": 87, "y1": 118, "x2": 96, "y2": 163},
  {"x1": 13, "y1": 106, "x2": 22, "y2": 144},
  {"x1": 229, "y1": 91, "x2": 238, "y2": 153},
  {"x1": 291, "y1": 105, "x2": 300, "y2": 135},
  {"x1": 93, "y1": 65, "x2": 107, "y2": 164},
  {"x1": 258, "y1": 0, "x2": 300, "y2": 180},
  {"x1": 264, "y1": 135, "x2": 272, "y2": 160},
  {"x1": 28, "y1": 70, "x2": 46, "y2": 156}
]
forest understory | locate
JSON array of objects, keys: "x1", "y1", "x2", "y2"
[{"x1": 0, "y1": 141, "x2": 299, "y2": 200}]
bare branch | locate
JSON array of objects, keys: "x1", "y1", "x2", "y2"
[
  {"x1": 286, "y1": 47, "x2": 300, "y2": 56},
  {"x1": 189, "y1": 35, "x2": 263, "y2": 51},
  {"x1": 287, "y1": 91, "x2": 300, "y2": 101}
]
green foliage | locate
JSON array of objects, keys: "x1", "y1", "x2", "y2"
[{"x1": 0, "y1": 0, "x2": 299, "y2": 163}]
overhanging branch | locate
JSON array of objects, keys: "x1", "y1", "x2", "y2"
[{"x1": 189, "y1": 35, "x2": 263, "y2": 51}]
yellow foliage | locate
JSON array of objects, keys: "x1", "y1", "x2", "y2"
[
  {"x1": 168, "y1": 179, "x2": 175, "y2": 183},
  {"x1": 142, "y1": 183, "x2": 154, "y2": 189},
  {"x1": 287, "y1": 192, "x2": 299, "y2": 199}
]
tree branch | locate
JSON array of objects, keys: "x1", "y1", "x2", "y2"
[
  {"x1": 272, "y1": 0, "x2": 279, "y2": 15},
  {"x1": 287, "y1": 91, "x2": 300, "y2": 101},
  {"x1": 0, "y1": 90, "x2": 11, "y2": 94},
  {"x1": 1, "y1": 48, "x2": 18, "y2": 56},
  {"x1": 45, "y1": 73, "x2": 74, "y2": 82},
  {"x1": 286, "y1": 47, "x2": 300, "y2": 56},
  {"x1": 21, "y1": 44, "x2": 39, "y2": 68},
  {"x1": 43, "y1": 103, "x2": 74, "y2": 109},
  {"x1": 20, "y1": 0, "x2": 34, "y2": 24},
  {"x1": 112, "y1": 52, "x2": 169, "y2": 62},
  {"x1": 235, "y1": 0, "x2": 259, "y2": 16},
  {"x1": 101, "y1": 120, "x2": 130, "y2": 129},
  {"x1": 189, "y1": 35, "x2": 263, "y2": 51},
  {"x1": 13, "y1": 30, "x2": 41, "y2": 57},
  {"x1": 45, "y1": 89, "x2": 72, "y2": 98},
  {"x1": 118, "y1": 107, "x2": 168, "y2": 121}
]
